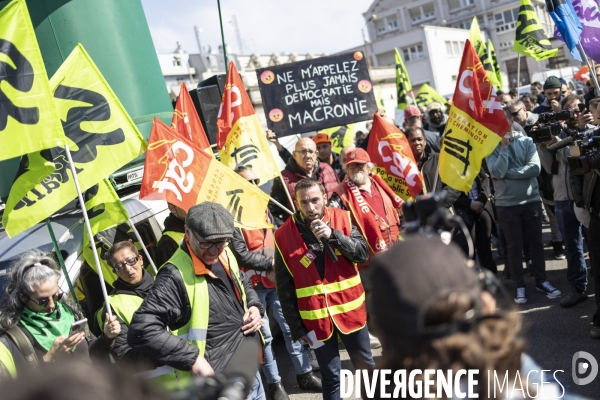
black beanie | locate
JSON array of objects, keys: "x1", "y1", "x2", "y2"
[{"x1": 543, "y1": 76, "x2": 562, "y2": 90}]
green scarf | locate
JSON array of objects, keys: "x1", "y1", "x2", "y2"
[{"x1": 20, "y1": 302, "x2": 75, "y2": 351}]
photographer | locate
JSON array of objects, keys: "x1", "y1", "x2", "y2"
[
  {"x1": 537, "y1": 95, "x2": 591, "y2": 308},
  {"x1": 533, "y1": 76, "x2": 564, "y2": 114}
]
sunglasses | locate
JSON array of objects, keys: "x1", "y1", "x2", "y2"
[
  {"x1": 192, "y1": 233, "x2": 228, "y2": 251},
  {"x1": 510, "y1": 107, "x2": 524, "y2": 117},
  {"x1": 113, "y1": 255, "x2": 141, "y2": 273},
  {"x1": 23, "y1": 291, "x2": 64, "y2": 308}
]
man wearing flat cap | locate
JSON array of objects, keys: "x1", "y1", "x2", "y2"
[{"x1": 128, "y1": 202, "x2": 265, "y2": 397}]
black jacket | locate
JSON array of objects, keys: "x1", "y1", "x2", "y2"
[
  {"x1": 93, "y1": 270, "x2": 159, "y2": 371},
  {"x1": 419, "y1": 148, "x2": 460, "y2": 207},
  {"x1": 230, "y1": 212, "x2": 274, "y2": 273},
  {"x1": 453, "y1": 168, "x2": 493, "y2": 228},
  {"x1": 155, "y1": 213, "x2": 185, "y2": 267},
  {"x1": 128, "y1": 244, "x2": 264, "y2": 374},
  {"x1": 274, "y1": 211, "x2": 369, "y2": 341}
]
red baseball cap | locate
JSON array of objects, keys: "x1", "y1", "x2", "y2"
[
  {"x1": 345, "y1": 148, "x2": 371, "y2": 164},
  {"x1": 404, "y1": 105, "x2": 421, "y2": 120},
  {"x1": 312, "y1": 133, "x2": 331, "y2": 144}
]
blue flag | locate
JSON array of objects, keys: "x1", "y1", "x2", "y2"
[{"x1": 546, "y1": 0, "x2": 583, "y2": 61}]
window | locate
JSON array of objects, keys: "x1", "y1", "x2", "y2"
[
  {"x1": 445, "y1": 41, "x2": 464, "y2": 57},
  {"x1": 388, "y1": 18, "x2": 398, "y2": 30},
  {"x1": 402, "y1": 44, "x2": 424, "y2": 62},
  {"x1": 375, "y1": 16, "x2": 399, "y2": 36},
  {"x1": 494, "y1": 7, "x2": 520, "y2": 32},
  {"x1": 173, "y1": 57, "x2": 181, "y2": 67},
  {"x1": 408, "y1": 3, "x2": 435, "y2": 24},
  {"x1": 449, "y1": 0, "x2": 474, "y2": 11},
  {"x1": 376, "y1": 50, "x2": 396, "y2": 67},
  {"x1": 375, "y1": 19, "x2": 386, "y2": 35},
  {"x1": 451, "y1": 20, "x2": 472, "y2": 30}
]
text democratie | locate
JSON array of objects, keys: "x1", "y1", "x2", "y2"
[{"x1": 340, "y1": 369, "x2": 566, "y2": 398}]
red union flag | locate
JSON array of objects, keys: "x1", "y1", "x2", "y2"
[
  {"x1": 367, "y1": 114, "x2": 423, "y2": 200},
  {"x1": 140, "y1": 118, "x2": 271, "y2": 229},
  {"x1": 439, "y1": 40, "x2": 510, "y2": 193},
  {"x1": 171, "y1": 83, "x2": 213, "y2": 155}
]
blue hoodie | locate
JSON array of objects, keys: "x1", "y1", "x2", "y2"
[{"x1": 486, "y1": 131, "x2": 541, "y2": 207}]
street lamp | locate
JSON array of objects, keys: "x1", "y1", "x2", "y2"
[{"x1": 362, "y1": 15, "x2": 376, "y2": 69}]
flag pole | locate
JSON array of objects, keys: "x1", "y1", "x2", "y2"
[
  {"x1": 64, "y1": 145, "x2": 113, "y2": 319},
  {"x1": 516, "y1": 54, "x2": 521, "y2": 91},
  {"x1": 127, "y1": 219, "x2": 159, "y2": 275},
  {"x1": 269, "y1": 197, "x2": 293, "y2": 216},
  {"x1": 45, "y1": 218, "x2": 78, "y2": 303},
  {"x1": 277, "y1": 172, "x2": 296, "y2": 213},
  {"x1": 217, "y1": 0, "x2": 228, "y2": 74},
  {"x1": 578, "y1": 41, "x2": 600, "y2": 95}
]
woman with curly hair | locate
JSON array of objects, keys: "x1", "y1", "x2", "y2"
[
  {"x1": 0, "y1": 250, "x2": 120, "y2": 378},
  {"x1": 368, "y1": 236, "x2": 570, "y2": 399}
]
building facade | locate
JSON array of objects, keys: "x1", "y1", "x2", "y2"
[{"x1": 362, "y1": 0, "x2": 578, "y2": 92}]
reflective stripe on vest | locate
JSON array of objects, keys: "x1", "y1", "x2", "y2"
[
  {"x1": 274, "y1": 208, "x2": 367, "y2": 342},
  {"x1": 96, "y1": 294, "x2": 144, "y2": 327},
  {"x1": 0, "y1": 341, "x2": 16, "y2": 379}
]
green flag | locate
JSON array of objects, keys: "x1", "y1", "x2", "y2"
[
  {"x1": 395, "y1": 48, "x2": 412, "y2": 110},
  {"x1": 468, "y1": 17, "x2": 500, "y2": 87},
  {"x1": 414, "y1": 84, "x2": 448, "y2": 108},
  {"x1": 513, "y1": 0, "x2": 558, "y2": 60},
  {"x1": 488, "y1": 39, "x2": 504, "y2": 89},
  {"x1": 82, "y1": 179, "x2": 130, "y2": 286}
]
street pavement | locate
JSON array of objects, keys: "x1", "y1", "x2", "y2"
[{"x1": 265, "y1": 225, "x2": 600, "y2": 399}]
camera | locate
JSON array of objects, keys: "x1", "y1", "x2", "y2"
[
  {"x1": 567, "y1": 131, "x2": 600, "y2": 175},
  {"x1": 401, "y1": 192, "x2": 455, "y2": 234},
  {"x1": 525, "y1": 109, "x2": 575, "y2": 143}
]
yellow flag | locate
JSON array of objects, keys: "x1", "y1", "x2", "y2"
[
  {"x1": 414, "y1": 83, "x2": 448, "y2": 108},
  {"x1": 0, "y1": 0, "x2": 65, "y2": 161},
  {"x1": 2, "y1": 44, "x2": 146, "y2": 237},
  {"x1": 488, "y1": 40, "x2": 504, "y2": 89},
  {"x1": 468, "y1": 17, "x2": 500, "y2": 87},
  {"x1": 82, "y1": 179, "x2": 130, "y2": 285},
  {"x1": 395, "y1": 48, "x2": 412, "y2": 110},
  {"x1": 217, "y1": 62, "x2": 280, "y2": 184},
  {"x1": 318, "y1": 124, "x2": 356, "y2": 154},
  {"x1": 513, "y1": 0, "x2": 558, "y2": 60}
]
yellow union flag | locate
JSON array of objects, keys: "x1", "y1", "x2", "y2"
[
  {"x1": 395, "y1": 48, "x2": 412, "y2": 110},
  {"x1": 468, "y1": 17, "x2": 500, "y2": 87},
  {"x1": 217, "y1": 62, "x2": 280, "y2": 184},
  {"x1": 82, "y1": 179, "x2": 130, "y2": 286},
  {"x1": 513, "y1": 0, "x2": 558, "y2": 60},
  {"x1": 0, "y1": 0, "x2": 65, "y2": 161},
  {"x1": 414, "y1": 83, "x2": 448, "y2": 108},
  {"x1": 439, "y1": 41, "x2": 509, "y2": 193},
  {"x1": 318, "y1": 124, "x2": 356, "y2": 154},
  {"x1": 2, "y1": 44, "x2": 146, "y2": 237}
]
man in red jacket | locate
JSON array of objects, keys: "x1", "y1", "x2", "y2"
[{"x1": 269, "y1": 138, "x2": 338, "y2": 226}]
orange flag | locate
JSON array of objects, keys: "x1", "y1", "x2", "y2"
[
  {"x1": 217, "y1": 62, "x2": 279, "y2": 184},
  {"x1": 439, "y1": 40, "x2": 510, "y2": 193},
  {"x1": 367, "y1": 113, "x2": 424, "y2": 200},
  {"x1": 140, "y1": 118, "x2": 271, "y2": 229},
  {"x1": 171, "y1": 83, "x2": 213, "y2": 154}
]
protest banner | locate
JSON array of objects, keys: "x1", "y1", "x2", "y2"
[
  {"x1": 256, "y1": 51, "x2": 377, "y2": 137},
  {"x1": 141, "y1": 118, "x2": 272, "y2": 230},
  {"x1": 367, "y1": 114, "x2": 423, "y2": 201},
  {"x1": 0, "y1": 0, "x2": 65, "y2": 161},
  {"x1": 2, "y1": 44, "x2": 146, "y2": 237},
  {"x1": 439, "y1": 40, "x2": 510, "y2": 194}
]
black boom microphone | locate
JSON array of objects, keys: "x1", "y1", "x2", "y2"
[{"x1": 547, "y1": 136, "x2": 575, "y2": 152}]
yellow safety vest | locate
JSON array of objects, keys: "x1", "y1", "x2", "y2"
[
  {"x1": 0, "y1": 341, "x2": 16, "y2": 379},
  {"x1": 163, "y1": 231, "x2": 185, "y2": 247},
  {"x1": 96, "y1": 293, "x2": 144, "y2": 327},
  {"x1": 146, "y1": 246, "x2": 251, "y2": 387}
]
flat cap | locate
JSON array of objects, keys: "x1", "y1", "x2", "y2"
[{"x1": 186, "y1": 202, "x2": 234, "y2": 240}]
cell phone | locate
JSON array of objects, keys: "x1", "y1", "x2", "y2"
[
  {"x1": 69, "y1": 318, "x2": 88, "y2": 337},
  {"x1": 578, "y1": 103, "x2": 587, "y2": 113}
]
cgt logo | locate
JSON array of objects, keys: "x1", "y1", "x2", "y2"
[{"x1": 572, "y1": 351, "x2": 598, "y2": 385}]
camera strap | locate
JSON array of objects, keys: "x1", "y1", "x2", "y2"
[{"x1": 6, "y1": 326, "x2": 39, "y2": 368}]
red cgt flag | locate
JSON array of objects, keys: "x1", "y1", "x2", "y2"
[
  {"x1": 171, "y1": 83, "x2": 213, "y2": 154},
  {"x1": 439, "y1": 40, "x2": 509, "y2": 193},
  {"x1": 367, "y1": 113, "x2": 424, "y2": 200}
]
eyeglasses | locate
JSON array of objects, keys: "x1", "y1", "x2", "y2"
[
  {"x1": 294, "y1": 149, "x2": 316, "y2": 157},
  {"x1": 192, "y1": 233, "x2": 228, "y2": 251},
  {"x1": 113, "y1": 256, "x2": 140, "y2": 273},
  {"x1": 510, "y1": 107, "x2": 524, "y2": 117},
  {"x1": 23, "y1": 291, "x2": 64, "y2": 308}
]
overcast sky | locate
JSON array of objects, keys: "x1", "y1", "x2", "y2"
[{"x1": 141, "y1": 0, "x2": 374, "y2": 56}]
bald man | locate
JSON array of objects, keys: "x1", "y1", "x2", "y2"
[{"x1": 269, "y1": 138, "x2": 339, "y2": 226}]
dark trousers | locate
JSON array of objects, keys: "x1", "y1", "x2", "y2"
[
  {"x1": 313, "y1": 325, "x2": 375, "y2": 400},
  {"x1": 496, "y1": 202, "x2": 547, "y2": 287},
  {"x1": 555, "y1": 200, "x2": 588, "y2": 291},
  {"x1": 474, "y1": 210, "x2": 497, "y2": 274},
  {"x1": 589, "y1": 215, "x2": 600, "y2": 327}
]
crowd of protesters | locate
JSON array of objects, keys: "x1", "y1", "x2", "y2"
[{"x1": 0, "y1": 69, "x2": 599, "y2": 400}]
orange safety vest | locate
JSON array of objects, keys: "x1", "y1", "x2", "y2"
[
  {"x1": 240, "y1": 213, "x2": 276, "y2": 289},
  {"x1": 274, "y1": 208, "x2": 367, "y2": 342}
]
